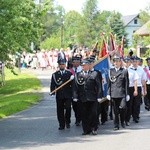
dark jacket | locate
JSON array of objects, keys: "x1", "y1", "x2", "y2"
[
  {"x1": 107, "y1": 68, "x2": 129, "y2": 98},
  {"x1": 73, "y1": 70, "x2": 103, "y2": 102},
  {"x1": 50, "y1": 70, "x2": 72, "y2": 99}
]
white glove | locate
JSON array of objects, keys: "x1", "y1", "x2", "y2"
[
  {"x1": 106, "y1": 95, "x2": 111, "y2": 101},
  {"x1": 70, "y1": 75, "x2": 74, "y2": 80},
  {"x1": 50, "y1": 94, "x2": 55, "y2": 97},
  {"x1": 126, "y1": 95, "x2": 130, "y2": 101},
  {"x1": 73, "y1": 98, "x2": 78, "y2": 102},
  {"x1": 97, "y1": 98, "x2": 102, "y2": 103}
]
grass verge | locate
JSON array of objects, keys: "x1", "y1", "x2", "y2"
[{"x1": 0, "y1": 68, "x2": 42, "y2": 119}]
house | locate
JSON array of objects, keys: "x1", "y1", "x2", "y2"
[
  {"x1": 134, "y1": 20, "x2": 150, "y2": 57},
  {"x1": 122, "y1": 14, "x2": 142, "y2": 46},
  {"x1": 134, "y1": 20, "x2": 150, "y2": 36}
]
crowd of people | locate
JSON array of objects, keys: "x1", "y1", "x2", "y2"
[
  {"x1": 14, "y1": 46, "x2": 94, "y2": 71},
  {"x1": 50, "y1": 48, "x2": 150, "y2": 136}
]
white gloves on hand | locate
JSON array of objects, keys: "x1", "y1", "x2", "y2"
[
  {"x1": 73, "y1": 98, "x2": 78, "y2": 102},
  {"x1": 126, "y1": 95, "x2": 130, "y2": 101},
  {"x1": 106, "y1": 95, "x2": 111, "y2": 101},
  {"x1": 97, "y1": 98, "x2": 102, "y2": 103},
  {"x1": 70, "y1": 75, "x2": 74, "y2": 80}
]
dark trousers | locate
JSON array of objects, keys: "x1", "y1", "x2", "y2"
[
  {"x1": 112, "y1": 98, "x2": 126, "y2": 127},
  {"x1": 125, "y1": 87, "x2": 134, "y2": 122},
  {"x1": 82, "y1": 101, "x2": 98, "y2": 133},
  {"x1": 100, "y1": 101, "x2": 109, "y2": 123},
  {"x1": 72, "y1": 100, "x2": 82, "y2": 123},
  {"x1": 144, "y1": 85, "x2": 150, "y2": 108},
  {"x1": 109, "y1": 101, "x2": 113, "y2": 120},
  {"x1": 56, "y1": 98, "x2": 71, "y2": 128},
  {"x1": 97, "y1": 103, "x2": 101, "y2": 125},
  {"x1": 132, "y1": 87, "x2": 141, "y2": 120}
]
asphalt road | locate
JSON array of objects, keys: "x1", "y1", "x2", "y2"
[{"x1": 0, "y1": 68, "x2": 150, "y2": 150}]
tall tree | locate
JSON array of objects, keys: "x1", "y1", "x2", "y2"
[
  {"x1": 80, "y1": 0, "x2": 99, "y2": 47},
  {"x1": 0, "y1": 0, "x2": 47, "y2": 62},
  {"x1": 63, "y1": 10, "x2": 82, "y2": 47},
  {"x1": 108, "y1": 11, "x2": 128, "y2": 47}
]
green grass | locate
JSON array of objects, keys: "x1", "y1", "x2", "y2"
[{"x1": 0, "y1": 68, "x2": 42, "y2": 119}]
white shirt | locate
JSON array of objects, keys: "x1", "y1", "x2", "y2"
[
  {"x1": 115, "y1": 67, "x2": 120, "y2": 72},
  {"x1": 144, "y1": 66, "x2": 150, "y2": 84},
  {"x1": 130, "y1": 65, "x2": 147, "y2": 87},
  {"x1": 73, "y1": 65, "x2": 82, "y2": 73},
  {"x1": 128, "y1": 68, "x2": 139, "y2": 87}
]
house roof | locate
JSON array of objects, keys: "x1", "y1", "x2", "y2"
[
  {"x1": 134, "y1": 20, "x2": 150, "y2": 36},
  {"x1": 122, "y1": 14, "x2": 139, "y2": 26}
]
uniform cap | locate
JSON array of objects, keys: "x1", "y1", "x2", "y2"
[
  {"x1": 58, "y1": 59, "x2": 66, "y2": 65},
  {"x1": 113, "y1": 55, "x2": 121, "y2": 61},
  {"x1": 81, "y1": 59, "x2": 90, "y2": 65},
  {"x1": 72, "y1": 56, "x2": 81, "y2": 62},
  {"x1": 130, "y1": 56, "x2": 140, "y2": 61},
  {"x1": 123, "y1": 56, "x2": 131, "y2": 62},
  {"x1": 88, "y1": 55, "x2": 96, "y2": 63}
]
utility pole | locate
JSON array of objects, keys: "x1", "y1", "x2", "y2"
[{"x1": 60, "y1": 16, "x2": 64, "y2": 48}]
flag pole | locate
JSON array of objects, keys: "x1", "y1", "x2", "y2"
[{"x1": 50, "y1": 79, "x2": 72, "y2": 95}]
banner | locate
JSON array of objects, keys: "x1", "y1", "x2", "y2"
[{"x1": 94, "y1": 56, "x2": 109, "y2": 97}]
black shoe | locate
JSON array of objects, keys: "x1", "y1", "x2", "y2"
[
  {"x1": 121, "y1": 123, "x2": 125, "y2": 128},
  {"x1": 101, "y1": 121, "x2": 105, "y2": 125},
  {"x1": 82, "y1": 132, "x2": 87, "y2": 135},
  {"x1": 114, "y1": 126, "x2": 119, "y2": 130},
  {"x1": 82, "y1": 131, "x2": 91, "y2": 135},
  {"x1": 58, "y1": 127, "x2": 65, "y2": 130},
  {"x1": 92, "y1": 130, "x2": 97, "y2": 135},
  {"x1": 66, "y1": 124, "x2": 70, "y2": 128},
  {"x1": 110, "y1": 116, "x2": 113, "y2": 120},
  {"x1": 76, "y1": 122, "x2": 80, "y2": 126},
  {"x1": 145, "y1": 106, "x2": 150, "y2": 111},
  {"x1": 125, "y1": 122, "x2": 130, "y2": 126},
  {"x1": 134, "y1": 119, "x2": 139, "y2": 123}
]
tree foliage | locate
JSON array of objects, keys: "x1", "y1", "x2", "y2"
[
  {"x1": 0, "y1": 0, "x2": 47, "y2": 62},
  {"x1": 2, "y1": 0, "x2": 150, "y2": 59},
  {"x1": 108, "y1": 11, "x2": 128, "y2": 47},
  {"x1": 63, "y1": 10, "x2": 82, "y2": 46},
  {"x1": 133, "y1": 4, "x2": 150, "y2": 50},
  {"x1": 139, "y1": 4, "x2": 150, "y2": 24}
]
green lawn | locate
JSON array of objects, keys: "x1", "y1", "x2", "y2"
[{"x1": 0, "y1": 68, "x2": 42, "y2": 119}]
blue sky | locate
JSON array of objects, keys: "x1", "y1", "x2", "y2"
[{"x1": 56, "y1": 0, "x2": 150, "y2": 16}]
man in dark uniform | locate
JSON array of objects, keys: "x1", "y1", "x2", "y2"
[
  {"x1": 73, "y1": 59, "x2": 103, "y2": 135},
  {"x1": 50, "y1": 59, "x2": 74, "y2": 130},
  {"x1": 107, "y1": 55, "x2": 129, "y2": 130},
  {"x1": 88, "y1": 56, "x2": 106, "y2": 126},
  {"x1": 70, "y1": 56, "x2": 82, "y2": 126}
]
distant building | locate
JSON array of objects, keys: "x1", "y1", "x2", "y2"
[
  {"x1": 134, "y1": 20, "x2": 150, "y2": 36},
  {"x1": 122, "y1": 14, "x2": 142, "y2": 46},
  {"x1": 134, "y1": 20, "x2": 150, "y2": 57}
]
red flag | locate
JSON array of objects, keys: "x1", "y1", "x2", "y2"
[
  {"x1": 118, "y1": 36, "x2": 124, "y2": 57},
  {"x1": 100, "y1": 39, "x2": 107, "y2": 57},
  {"x1": 109, "y1": 33, "x2": 115, "y2": 51}
]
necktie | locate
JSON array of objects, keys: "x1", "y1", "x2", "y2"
[
  {"x1": 61, "y1": 70, "x2": 64, "y2": 75},
  {"x1": 84, "y1": 71, "x2": 88, "y2": 75},
  {"x1": 75, "y1": 68, "x2": 77, "y2": 73}
]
